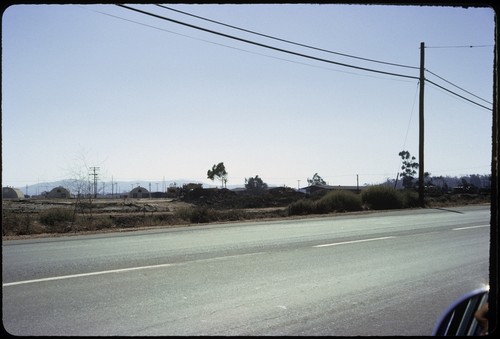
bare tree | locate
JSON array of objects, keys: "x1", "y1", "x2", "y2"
[{"x1": 64, "y1": 150, "x2": 104, "y2": 221}]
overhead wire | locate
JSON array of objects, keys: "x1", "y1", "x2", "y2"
[
  {"x1": 82, "y1": 5, "x2": 414, "y2": 83},
  {"x1": 402, "y1": 82, "x2": 420, "y2": 150},
  {"x1": 425, "y1": 44, "x2": 494, "y2": 49},
  {"x1": 80, "y1": 5, "x2": 322, "y2": 64},
  {"x1": 116, "y1": 4, "x2": 492, "y2": 112},
  {"x1": 155, "y1": 4, "x2": 419, "y2": 71},
  {"x1": 116, "y1": 4, "x2": 419, "y2": 81},
  {"x1": 155, "y1": 4, "x2": 492, "y2": 111},
  {"x1": 425, "y1": 68, "x2": 492, "y2": 105},
  {"x1": 393, "y1": 81, "x2": 420, "y2": 188},
  {"x1": 425, "y1": 78, "x2": 492, "y2": 111}
]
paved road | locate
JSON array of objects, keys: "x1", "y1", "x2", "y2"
[{"x1": 2, "y1": 205, "x2": 490, "y2": 336}]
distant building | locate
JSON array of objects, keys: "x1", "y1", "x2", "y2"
[
  {"x1": 2, "y1": 187, "x2": 25, "y2": 200},
  {"x1": 47, "y1": 186, "x2": 72, "y2": 199},
  {"x1": 128, "y1": 186, "x2": 151, "y2": 199}
]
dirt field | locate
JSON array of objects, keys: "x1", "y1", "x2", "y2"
[{"x1": 2, "y1": 197, "x2": 192, "y2": 214}]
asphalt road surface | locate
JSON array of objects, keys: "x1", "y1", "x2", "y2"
[{"x1": 2, "y1": 205, "x2": 490, "y2": 336}]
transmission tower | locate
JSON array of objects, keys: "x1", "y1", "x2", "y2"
[{"x1": 89, "y1": 167, "x2": 100, "y2": 198}]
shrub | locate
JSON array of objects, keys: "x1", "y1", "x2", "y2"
[
  {"x1": 153, "y1": 213, "x2": 180, "y2": 225},
  {"x1": 39, "y1": 208, "x2": 76, "y2": 226},
  {"x1": 174, "y1": 207, "x2": 193, "y2": 221},
  {"x1": 2, "y1": 212, "x2": 36, "y2": 236},
  {"x1": 400, "y1": 190, "x2": 420, "y2": 208},
  {"x1": 176, "y1": 206, "x2": 219, "y2": 223},
  {"x1": 288, "y1": 191, "x2": 362, "y2": 215},
  {"x1": 109, "y1": 215, "x2": 143, "y2": 228},
  {"x1": 361, "y1": 186, "x2": 403, "y2": 210},
  {"x1": 317, "y1": 190, "x2": 363, "y2": 213},
  {"x1": 288, "y1": 199, "x2": 317, "y2": 215},
  {"x1": 93, "y1": 216, "x2": 115, "y2": 229},
  {"x1": 218, "y1": 209, "x2": 248, "y2": 221}
]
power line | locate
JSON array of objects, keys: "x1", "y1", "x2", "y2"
[
  {"x1": 425, "y1": 68, "x2": 492, "y2": 105},
  {"x1": 115, "y1": 5, "x2": 491, "y2": 111},
  {"x1": 84, "y1": 5, "x2": 414, "y2": 84},
  {"x1": 425, "y1": 44, "x2": 493, "y2": 49},
  {"x1": 155, "y1": 4, "x2": 419, "y2": 71},
  {"x1": 402, "y1": 82, "x2": 420, "y2": 149},
  {"x1": 116, "y1": 4, "x2": 419, "y2": 81},
  {"x1": 153, "y1": 5, "x2": 491, "y2": 110},
  {"x1": 425, "y1": 78, "x2": 492, "y2": 111}
]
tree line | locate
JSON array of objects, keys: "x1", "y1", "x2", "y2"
[{"x1": 207, "y1": 151, "x2": 491, "y2": 194}]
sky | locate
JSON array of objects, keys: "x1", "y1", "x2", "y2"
[{"x1": 1, "y1": 3, "x2": 495, "y2": 192}]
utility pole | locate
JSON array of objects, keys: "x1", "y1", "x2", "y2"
[
  {"x1": 89, "y1": 167, "x2": 100, "y2": 198},
  {"x1": 418, "y1": 42, "x2": 425, "y2": 207}
]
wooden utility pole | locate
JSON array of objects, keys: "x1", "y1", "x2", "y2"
[{"x1": 419, "y1": 42, "x2": 425, "y2": 207}]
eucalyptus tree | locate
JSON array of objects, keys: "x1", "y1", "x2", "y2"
[{"x1": 207, "y1": 162, "x2": 228, "y2": 188}]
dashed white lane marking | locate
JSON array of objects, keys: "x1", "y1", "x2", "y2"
[
  {"x1": 453, "y1": 225, "x2": 489, "y2": 231},
  {"x1": 313, "y1": 236, "x2": 396, "y2": 248},
  {"x1": 7, "y1": 227, "x2": 483, "y2": 288},
  {"x1": 3, "y1": 252, "x2": 266, "y2": 287},
  {"x1": 3, "y1": 263, "x2": 174, "y2": 287}
]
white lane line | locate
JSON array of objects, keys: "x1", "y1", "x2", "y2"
[
  {"x1": 3, "y1": 263, "x2": 174, "y2": 287},
  {"x1": 453, "y1": 225, "x2": 490, "y2": 231},
  {"x1": 3, "y1": 252, "x2": 268, "y2": 287},
  {"x1": 313, "y1": 236, "x2": 396, "y2": 248}
]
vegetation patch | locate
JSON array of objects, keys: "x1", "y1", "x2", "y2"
[
  {"x1": 288, "y1": 190, "x2": 362, "y2": 215},
  {"x1": 317, "y1": 190, "x2": 363, "y2": 213},
  {"x1": 288, "y1": 199, "x2": 317, "y2": 216},
  {"x1": 361, "y1": 186, "x2": 403, "y2": 210},
  {"x1": 175, "y1": 206, "x2": 250, "y2": 224},
  {"x1": 1, "y1": 186, "x2": 490, "y2": 238},
  {"x1": 39, "y1": 208, "x2": 76, "y2": 226}
]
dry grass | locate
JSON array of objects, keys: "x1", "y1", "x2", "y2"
[
  {"x1": 2, "y1": 193, "x2": 490, "y2": 239},
  {"x1": 2, "y1": 198, "x2": 288, "y2": 239}
]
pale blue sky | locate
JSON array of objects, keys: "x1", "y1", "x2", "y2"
[{"x1": 2, "y1": 4, "x2": 495, "y2": 190}]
